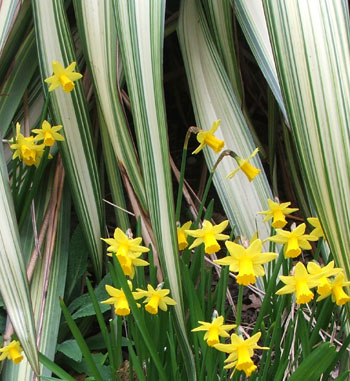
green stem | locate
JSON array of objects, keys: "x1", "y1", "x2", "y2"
[
  {"x1": 175, "y1": 147, "x2": 188, "y2": 222},
  {"x1": 253, "y1": 251, "x2": 285, "y2": 334},
  {"x1": 236, "y1": 285, "x2": 244, "y2": 328},
  {"x1": 38, "y1": 352, "x2": 75, "y2": 381}
]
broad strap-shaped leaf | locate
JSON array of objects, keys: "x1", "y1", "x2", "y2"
[
  {"x1": 0, "y1": 28, "x2": 37, "y2": 136},
  {"x1": 234, "y1": 0, "x2": 287, "y2": 121},
  {"x1": 3, "y1": 168, "x2": 70, "y2": 379},
  {"x1": 73, "y1": 0, "x2": 147, "y2": 211},
  {"x1": 263, "y1": 0, "x2": 350, "y2": 277},
  {"x1": 114, "y1": 1, "x2": 196, "y2": 378},
  {"x1": 32, "y1": 0, "x2": 103, "y2": 277},
  {"x1": 0, "y1": 142, "x2": 38, "y2": 373},
  {"x1": 178, "y1": 0, "x2": 272, "y2": 241}
]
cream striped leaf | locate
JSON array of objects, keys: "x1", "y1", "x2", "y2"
[
  {"x1": 0, "y1": 143, "x2": 38, "y2": 373},
  {"x1": 178, "y1": 0, "x2": 272, "y2": 242},
  {"x1": 73, "y1": 0, "x2": 147, "y2": 210},
  {"x1": 114, "y1": 1, "x2": 196, "y2": 378},
  {"x1": 32, "y1": 0, "x2": 103, "y2": 277},
  {"x1": 234, "y1": 0, "x2": 287, "y2": 121},
  {"x1": 263, "y1": 0, "x2": 350, "y2": 277},
  {"x1": 3, "y1": 174, "x2": 70, "y2": 379}
]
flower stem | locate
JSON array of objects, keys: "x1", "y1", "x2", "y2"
[{"x1": 235, "y1": 284, "x2": 244, "y2": 329}]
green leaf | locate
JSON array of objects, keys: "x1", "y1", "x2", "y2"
[
  {"x1": 57, "y1": 340, "x2": 82, "y2": 362},
  {"x1": 288, "y1": 342, "x2": 336, "y2": 381}
]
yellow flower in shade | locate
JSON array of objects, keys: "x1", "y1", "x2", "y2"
[
  {"x1": 226, "y1": 148, "x2": 261, "y2": 182},
  {"x1": 177, "y1": 221, "x2": 192, "y2": 251},
  {"x1": 258, "y1": 199, "x2": 298, "y2": 228},
  {"x1": 307, "y1": 217, "x2": 326, "y2": 240},
  {"x1": 32, "y1": 120, "x2": 64, "y2": 146},
  {"x1": 268, "y1": 223, "x2": 318, "y2": 258},
  {"x1": 214, "y1": 332, "x2": 268, "y2": 378},
  {"x1": 10, "y1": 123, "x2": 45, "y2": 167},
  {"x1": 192, "y1": 120, "x2": 225, "y2": 154},
  {"x1": 317, "y1": 272, "x2": 350, "y2": 306},
  {"x1": 307, "y1": 261, "x2": 342, "y2": 296},
  {"x1": 0, "y1": 340, "x2": 23, "y2": 364},
  {"x1": 101, "y1": 282, "x2": 140, "y2": 316},
  {"x1": 102, "y1": 228, "x2": 149, "y2": 279},
  {"x1": 214, "y1": 239, "x2": 277, "y2": 286},
  {"x1": 185, "y1": 220, "x2": 229, "y2": 254},
  {"x1": 191, "y1": 314, "x2": 236, "y2": 347},
  {"x1": 134, "y1": 284, "x2": 177, "y2": 314},
  {"x1": 44, "y1": 60, "x2": 83, "y2": 92},
  {"x1": 276, "y1": 262, "x2": 319, "y2": 304}
]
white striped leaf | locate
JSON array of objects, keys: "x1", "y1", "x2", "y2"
[
  {"x1": 114, "y1": 1, "x2": 196, "y2": 378},
  {"x1": 178, "y1": 0, "x2": 273, "y2": 242},
  {"x1": 73, "y1": 0, "x2": 147, "y2": 211},
  {"x1": 263, "y1": 0, "x2": 350, "y2": 278},
  {"x1": 32, "y1": 0, "x2": 103, "y2": 277},
  {"x1": 0, "y1": 141, "x2": 38, "y2": 373}
]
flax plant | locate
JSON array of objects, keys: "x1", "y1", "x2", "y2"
[{"x1": 1, "y1": 1, "x2": 350, "y2": 380}]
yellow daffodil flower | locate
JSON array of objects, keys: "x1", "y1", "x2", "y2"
[
  {"x1": 268, "y1": 223, "x2": 318, "y2": 258},
  {"x1": 192, "y1": 120, "x2": 225, "y2": 154},
  {"x1": 307, "y1": 261, "x2": 342, "y2": 296},
  {"x1": 214, "y1": 332, "x2": 268, "y2": 378},
  {"x1": 317, "y1": 272, "x2": 350, "y2": 306},
  {"x1": 276, "y1": 262, "x2": 319, "y2": 304},
  {"x1": 10, "y1": 123, "x2": 45, "y2": 167},
  {"x1": 192, "y1": 314, "x2": 236, "y2": 347},
  {"x1": 101, "y1": 282, "x2": 139, "y2": 316},
  {"x1": 134, "y1": 284, "x2": 176, "y2": 314},
  {"x1": 0, "y1": 340, "x2": 23, "y2": 364},
  {"x1": 185, "y1": 220, "x2": 230, "y2": 254},
  {"x1": 226, "y1": 148, "x2": 261, "y2": 182},
  {"x1": 214, "y1": 239, "x2": 277, "y2": 286},
  {"x1": 102, "y1": 228, "x2": 149, "y2": 279},
  {"x1": 32, "y1": 120, "x2": 64, "y2": 146},
  {"x1": 177, "y1": 221, "x2": 192, "y2": 251},
  {"x1": 45, "y1": 60, "x2": 83, "y2": 93},
  {"x1": 258, "y1": 199, "x2": 298, "y2": 228},
  {"x1": 307, "y1": 217, "x2": 326, "y2": 240}
]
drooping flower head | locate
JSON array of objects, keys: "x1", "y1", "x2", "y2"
[
  {"x1": 45, "y1": 60, "x2": 83, "y2": 93},
  {"x1": 134, "y1": 283, "x2": 177, "y2": 314},
  {"x1": 32, "y1": 120, "x2": 64, "y2": 146},
  {"x1": 307, "y1": 261, "x2": 342, "y2": 296},
  {"x1": 192, "y1": 120, "x2": 225, "y2": 155},
  {"x1": 214, "y1": 239, "x2": 278, "y2": 286},
  {"x1": 177, "y1": 221, "x2": 192, "y2": 251},
  {"x1": 102, "y1": 228, "x2": 149, "y2": 279},
  {"x1": 276, "y1": 262, "x2": 319, "y2": 304},
  {"x1": 10, "y1": 123, "x2": 45, "y2": 167},
  {"x1": 0, "y1": 340, "x2": 24, "y2": 364},
  {"x1": 258, "y1": 199, "x2": 298, "y2": 228},
  {"x1": 185, "y1": 220, "x2": 229, "y2": 254},
  {"x1": 307, "y1": 217, "x2": 326, "y2": 240},
  {"x1": 226, "y1": 148, "x2": 261, "y2": 182},
  {"x1": 317, "y1": 272, "x2": 350, "y2": 306},
  {"x1": 214, "y1": 332, "x2": 268, "y2": 378},
  {"x1": 101, "y1": 281, "x2": 139, "y2": 316},
  {"x1": 192, "y1": 313, "x2": 236, "y2": 347},
  {"x1": 268, "y1": 223, "x2": 318, "y2": 258}
]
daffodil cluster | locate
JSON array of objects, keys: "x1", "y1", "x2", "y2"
[
  {"x1": 9, "y1": 121, "x2": 64, "y2": 167},
  {"x1": 102, "y1": 227, "x2": 149, "y2": 279},
  {"x1": 275, "y1": 261, "x2": 350, "y2": 305},
  {"x1": 0, "y1": 340, "x2": 23, "y2": 364},
  {"x1": 101, "y1": 282, "x2": 176, "y2": 316}
]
